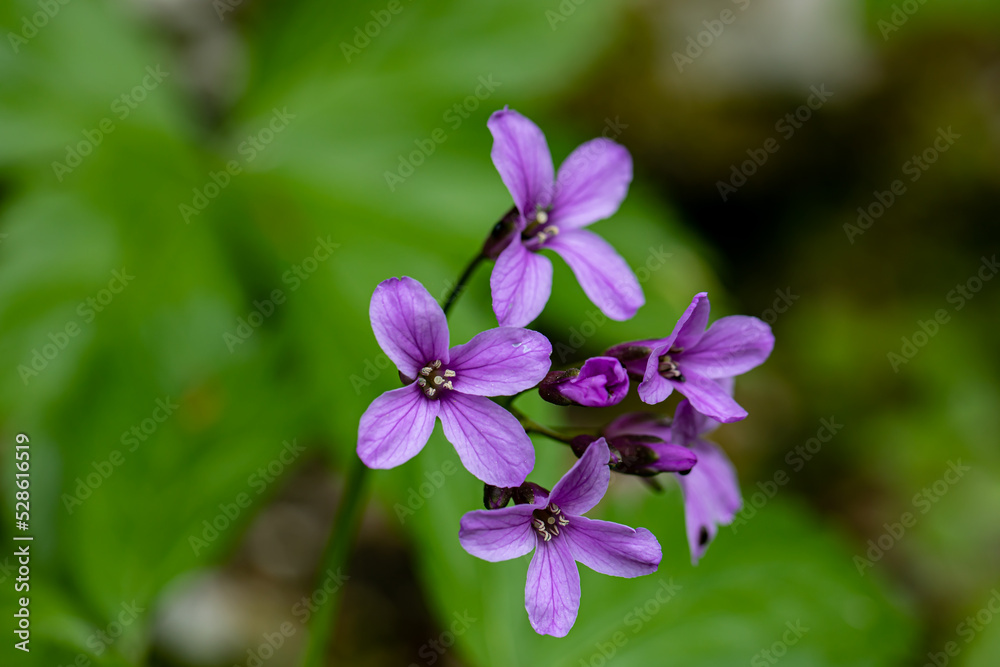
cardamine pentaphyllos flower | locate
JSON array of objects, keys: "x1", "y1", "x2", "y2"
[
  {"x1": 459, "y1": 439, "x2": 661, "y2": 637},
  {"x1": 357, "y1": 277, "x2": 552, "y2": 487},
  {"x1": 538, "y1": 356, "x2": 629, "y2": 407},
  {"x1": 604, "y1": 385, "x2": 742, "y2": 564},
  {"x1": 606, "y1": 292, "x2": 773, "y2": 423},
  {"x1": 487, "y1": 107, "x2": 644, "y2": 327}
]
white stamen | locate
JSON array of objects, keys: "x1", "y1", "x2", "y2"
[
  {"x1": 420, "y1": 366, "x2": 432, "y2": 376},
  {"x1": 433, "y1": 376, "x2": 444, "y2": 386},
  {"x1": 536, "y1": 210, "x2": 549, "y2": 224},
  {"x1": 431, "y1": 360, "x2": 441, "y2": 369},
  {"x1": 442, "y1": 381, "x2": 454, "y2": 390},
  {"x1": 443, "y1": 369, "x2": 456, "y2": 378},
  {"x1": 417, "y1": 377, "x2": 427, "y2": 387},
  {"x1": 542, "y1": 225, "x2": 559, "y2": 236},
  {"x1": 424, "y1": 387, "x2": 436, "y2": 397}
]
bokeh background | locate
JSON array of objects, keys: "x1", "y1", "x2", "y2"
[{"x1": 2, "y1": 0, "x2": 999, "y2": 665}]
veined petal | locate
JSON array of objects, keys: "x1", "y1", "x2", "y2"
[
  {"x1": 673, "y1": 396, "x2": 723, "y2": 444},
  {"x1": 566, "y1": 517, "x2": 661, "y2": 577},
  {"x1": 637, "y1": 342, "x2": 675, "y2": 405},
  {"x1": 673, "y1": 369, "x2": 747, "y2": 423},
  {"x1": 490, "y1": 237, "x2": 554, "y2": 327},
  {"x1": 547, "y1": 230, "x2": 644, "y2": 322},
  {"x1": 548, "y1": 357, "x2": 629, "y2": 407},
  {"x1": 676, "y1": 440, "x2": 742, "y2": 565},
  {"x1": 671, "y1": 292, "x2": 711, "y2": 351},
  {"x1": 370, "y1": 277, "x2": 449, "y2": 377},
  {"x1": 550, "y1": 438, "x2": 610, "y2": 516},
  {"x1": 550, "y1": 138, "x2": 632, "y2": 230},
  {"x1": 357, "y1": 384, "x2": 439, "y2": 469},
  {"x1": 438, "y1": 393, "x2": 534, "y2": 486},
  {"x1": 681, "y1": 315, "x2": 774, "y2": 379},
  {"x1": 448, "y1": 328, "x2": 552, "y2": 396},
  {"x1": 459, "y1": 505, "x2": 538, "y2": 562},
  {"x1": 488, "y1": 108, "x2": 555, "y2": 214},
  {"x1": 525, "y1": 538, "x2": 580, "y2": 637}
]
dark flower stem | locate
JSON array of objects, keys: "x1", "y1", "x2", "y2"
[
  {"x1": 510, "y1": 405, "x2": 575, "y2": 445},
  {"x1": 442, "y1": 254, "x2": 486, "y2": 316}
]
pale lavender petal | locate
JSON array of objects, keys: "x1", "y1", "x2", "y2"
[
  {"x1": 673, "y1": 369, "x2": 747, "y2": 423},
  {"x1": 490, "y1": 237, "x2": 553, "y2": 328},
  {"x1": 672, "y1": 398, "x2": 722, "y2": 444},
  {"x1": 525, "y1": 538, "x2": 580, "y2": 637},
  {"x1": 370, "y1": 277, "x2": 450, "y2": 377},
  {"x1": 488, "y1": 108, "x2": 555, "y2": 214},
  {"x1": 357, "y1": 383, "x2": 439, "y2": 469},
  {"x1": 448, "y1": 328, "x2": 552, "y2": 396},
  {"x1": 549, "y1": 438, "x2": 610, "y2": 516},
  {"x1": 603, "y1": 412, "x2": 672, "y2": 442},
  {"x1": 637, "y1": 342, "x2": 675, "y2": 405},
  {"x1": 553, "y1": 357, "x2": 629, "y2": 407},
  {"x1": 550, "y1": 138, "x2": 632, "y2": 230},
  {"x1": 681, "y1": 315, "x2": 774, "y2": 379},
  {"x1": 676, "y1": 440, "x2": 742, "y2": 564},
  {"x1": 671, "y1": 292, "x2": 711, "y2": 351},
  {"x1": 566, "y1": 517, "x2": 661, "y2": 577},
  {"x1": 438, "y1": 392, "x2": 534, "y2": 486},
  {"x1": 547, "y1": 230, "x2": 644, "y2": 322},
  {"x1": 459, "y1": 505, "x2": 538, "y2": 562}
]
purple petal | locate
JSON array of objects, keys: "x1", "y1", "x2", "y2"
[
  {"x1": 673, "y1": 369, "x2": 748, "y2": 423},
  {"x1": 637, "y1": 342, "x2": 675, "y2": 405},
  {"x1": 488, "y1": 108, "x2": 554, "y2": 215},
  {"x1": 490, "y1": 237, "x2": 554, "y2": 327},
  {"x1": 370, "y1": 277, "x2": 450, "y2": 378},
  {"x1": 672, "y1": 292, "x2": 711, "y2": 351},
  {"x1": 603, "y1": 412, "x2": 672, "y2": 442},
  {"x1": 357, "y1": 383, "x2": 439, "y2": 469},
  {"x1": 681, "y1": 315, "x2": 774, "y2": 379},
  {"x1": 549, "y1": 438, "x2": 610, "y2": 516},
  {"x1": 459, "y1": 505, "x2": 539, "y2": 562},
  {"x1": 550, "y1": 138, "x2": 632, "y2": 230},
  {"x1": 547, "y1": 230, "x2": 644, "y2": 322},
  {"x1": 555, "y1": 357, "x2": 629, "y2": 407},
  {"x1": 673, "y1": 397, "x2": 722, "y2": 444},
  {"x1": 676, "y1": 440, "x2": 742, "y2": 565},
  {"x1": 566, "y1": 516, "x2": 661, "y2": 577},
  {"x1": 525, "y1": 537, "x2": 580, "y2": 637},
  {"x1": 448, "y1": 328, "x2": 552, "y2": 396},
  {"x1": 438, "y1": 393, "x2": 534, "y2": 486},
  {"x1": 647, "y1": 441, "x2": 699, "y2": 473}
]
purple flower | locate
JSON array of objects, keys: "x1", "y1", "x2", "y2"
[
  {"x1": 606, "y1": 292, "x2": 773, "y2": 423},
  {"x1": 459, "y1": 439, "x2": 661, "y2": 637},
  {"x1": 572, "y1": 428, "x2": 697, "y2": 477},
  {"x1": 538, "y1": 356, "x2": 629, "y2": 407},
  {"x1": 487, "y1": 108, "x2": 644, "y2": 327},
  {"x1": 605, "y1": 388, "x2": 742, "y2": 564},
  {"x1": 357, "y1": 277, "x2": 552, "y2": 487}
]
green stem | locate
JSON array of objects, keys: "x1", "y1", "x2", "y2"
[
  {"x1": 442, "y1": 254, "x2": 485, "y2": 316},
  {"x1": 299, "y1": 456, "x2": 369, "y2": 667},
  {"x1": 510, "y1": 406, "x2": 575, "y2": 445}
]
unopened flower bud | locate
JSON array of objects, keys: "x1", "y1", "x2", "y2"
[
  {"x1": 538, "y1": 357, "x2": 628, "y2": 407},
  {"x1": 483, "y1": 485, "x2": 514, "y2": 510},
  {"x1": 481, "y1": 206, "x2": 520, "y2": 260}
]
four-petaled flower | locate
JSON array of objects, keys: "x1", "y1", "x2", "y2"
[
  {"x1": 604, "y1": 383, "x2": 742, "y2": 564},
  {"x1": 459, "y1": 439, "x2": 661, "y2": 637},
  {"x1": 606, "y1": 292, "x2": 774, "y2": 423},
  {"x1": 357, "y1": 277, "x2": 552, "y2": 487},
  {"x1": 487, "y1": 108, "x2": 644, "y2": 328}
]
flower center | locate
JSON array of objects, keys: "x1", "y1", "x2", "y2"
[
  {"x1": 417, "y1": 360, "x2": 457, "y2": 399},
  {"x1": 657, "y1": 346, "x2": 685, "y2": 382},
  {"x1": 522, "y1": 208, "x2": 559, "y2": 250},
  {"x1": 531, "y1": 503, "x2": 569, "y2": 542}
]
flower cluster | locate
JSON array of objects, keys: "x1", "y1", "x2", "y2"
[{"x1": 357, "y1": 108, "x2": 774, "y2": 637}]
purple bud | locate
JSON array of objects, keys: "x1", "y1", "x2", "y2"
[
  {"x1": 538, "y1": 357, "x2": 629, "y2": 408},
  {"x1": 511, "y1": 482, "x2": 550, "y2": 506},
  {"x1": 483, "y1": 485, "x2": 514, "y2": 510},
  {"x1": 572, "y1": 434, "x2": 697, "y2": 477}
]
